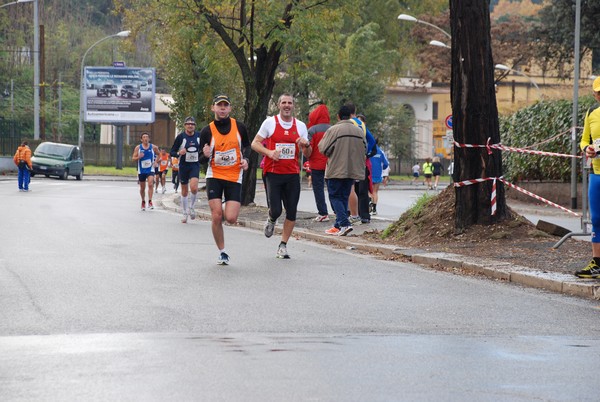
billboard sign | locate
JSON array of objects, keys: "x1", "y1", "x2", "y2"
[{"x1": 83, "y1": 66, "x2": 155, "y2": 124}]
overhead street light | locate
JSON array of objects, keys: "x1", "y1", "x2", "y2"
[
  {"x1": 0, "y1": 0, "x2": 33, "y2": 9},
  {"x1": 494, "y1": 63, "x2": 541, "y2": 98},
  {"x1": 78, "y1": 30, "x2": 131, "y2": 149},
  {"x1": 397, "y1": 13, "x2": 451, "y2": 39},
  {"x1": 429, "y1": 40, "x2": 450, "y2": 49}
]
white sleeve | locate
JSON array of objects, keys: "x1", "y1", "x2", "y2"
[
  {"x1": 296, "y1": 120, "x2": 309, "y2": 140},
  {"x1": 257, "y1": 116, "x2": 275, "y2": 139}
]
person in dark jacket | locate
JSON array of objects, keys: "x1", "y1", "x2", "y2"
[{"x1": 319, "y1": 104, "x2": 366, "y2": 236}]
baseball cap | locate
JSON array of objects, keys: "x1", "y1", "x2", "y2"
[
  {"x1": 184, "y1": 116, "x2": 195, "y2": 124},
  {"x1": 593, "y1": 77, "x2": 600, "y2": 92},
  {"x1": 213, "y1": 94, "x2": 231, "y2": 105}
]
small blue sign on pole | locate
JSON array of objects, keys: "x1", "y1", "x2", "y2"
[
  {"x1": 445, "y1": 115, "x2": 453, "y2": 130},
  {"x1": 113, "y1": 61, "x2": 126, "y2": 68}
]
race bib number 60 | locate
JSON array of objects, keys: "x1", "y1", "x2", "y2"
[
  {"x1": 214, "y1": 149, "x2": 237, "y2": 166},
  {"x1": 275, "y1": 143, "x2": 295, "y2": 160}
]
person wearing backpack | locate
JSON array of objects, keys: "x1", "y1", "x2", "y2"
[{"x1": 13, "y1": 141, "x2": 32, "y2": 192}]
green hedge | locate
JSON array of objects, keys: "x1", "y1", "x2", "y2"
[{"x1": 499, "y1": 96, "x2": 596, "y2": 182}]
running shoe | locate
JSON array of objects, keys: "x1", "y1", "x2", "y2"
[
  {"x1": 141, "y1": 201, "x2": 146, "y2": 211},
  {"x1": 189, "y1": 207, "x2": 196, "y2": 220},
  {"x1": 349, "y1": 215, "x2": 361, "y2": 224},
  {"x1": 217, "y1": 252, "x2": 230, "y2": 266},
  {"x1": 325, "y1": 227, "x2": 340, "y2": 235},
  {"x1": 162, "y1": 187, "x2": 166, "y2": 194},
  {"x1": 148, "y1": 200, "x2": 154, "y2": 210},
  {"x1": 314, "y1": 214, "x2": 330, "y2": 222},
  {"x1": 575, "y1": 260, "x2": 600, "y2": 278},
  {"x1": 338, "y1": 226, "x2": 353, "y2": 236},
  {"x1": 276, "y1": 244, "x2": 290, "y2": 259},
  {"x1": 181, "y1": 212, "x2": 188, "y2": 223},
  {"x1": 264, "y1": 218, "x2": 276, "y2": 238}
]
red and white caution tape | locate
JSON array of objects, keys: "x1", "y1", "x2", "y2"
[
  {"x1": 499, "y1": 179, "x2": 581, "y2": 217},
  {"x1": 454, "y1": 138, "x2": 581, "y2": 158},
  {"x1": 491, "y1": 178, "x2": 497, "y2": 216},
  {"x1": 453, "y1": 177, "x2": 581, "y2": 217}
]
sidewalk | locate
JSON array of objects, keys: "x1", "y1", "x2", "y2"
[{"x1": 157, "y1": 184, "x2": 600, "y2": 301}]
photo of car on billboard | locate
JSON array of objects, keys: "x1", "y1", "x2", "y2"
[{"x1": 83, "y1": 67, "x2": 155, "y2": 124}]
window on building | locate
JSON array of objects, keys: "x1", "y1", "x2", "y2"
[{"x1": 432, "y1": 102, "x2": 439, "y2": 120}]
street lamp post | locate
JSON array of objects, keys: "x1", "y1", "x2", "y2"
[
  {"x1": 33, "y1": 0, "x2": 38, "y2": 139},
  {"x1": 78, "y1": 30, "x2": 130, "y2": 149},
  {"x1": 397, "y1": 13, "x2": 451, "y2": 39},
  {"x1": 494, "y1": 63, "x2": 541, "y2": 99}
]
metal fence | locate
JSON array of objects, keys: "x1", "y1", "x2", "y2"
[
  {"x1": 0, "y1": 119, "x2": 26, "y2": 155},
  {"x1": 1, "y1": 125, "x2": 137, "y2": 167}
]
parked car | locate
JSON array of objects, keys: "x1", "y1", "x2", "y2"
[
  {"x1": 30, "y1": 142, "x2": 84, "y2": 180},
  {"x1": 96, "y1": 84, "x2": 118, "y2": 97},
  {"x1": 120, "y1": 84, "x2": 141, "y2": 99}
]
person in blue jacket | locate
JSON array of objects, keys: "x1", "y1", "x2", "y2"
[{"x1": 369, "y1": 143, "x2": 389, "y2": 215}]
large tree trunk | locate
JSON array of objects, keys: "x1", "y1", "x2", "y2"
[{"x1": 450, "y1": 0, "x2": 506, "y2": 233}]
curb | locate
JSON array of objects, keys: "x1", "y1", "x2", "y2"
[{"x1": 157, "y1": 193, "x2": 600, "y2": 301}]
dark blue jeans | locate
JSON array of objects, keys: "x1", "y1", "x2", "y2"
[
  {"x1": 310, "y1": 169, "x2": 328, "y2": 216},
  {"x1": 327, "y1": 178, "x2": 354, "y2": 228},
  {"x1": 18, "y1": 165, "x2": 30, "y2": 190}
]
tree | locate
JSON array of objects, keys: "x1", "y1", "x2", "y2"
[
  {"x1": 116, "y1": 0, "x2": 365, "y2": 205},
  {"x1": 534, "y1": 0, "x2": 600, "y2": 77},
  {"x1": 450, "y1": 0, "x2": 506, "y2": 232},
  {"x1": 408, "y1": 11, "x2": 541, "y2": 84}
]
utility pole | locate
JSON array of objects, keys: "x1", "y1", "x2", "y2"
[{"x1": 39, "y1": 23, "x2": 45, "y2": 140}]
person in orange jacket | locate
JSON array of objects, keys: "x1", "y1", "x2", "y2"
[
  {"x1": 171, "y1": 155, "x2": 180, "y2": 193},
  {"x1": 13, "y1": 141, "x2": 32, "y2": 192},
  {"x1": 156, "y1": 148, "x2": 170, "y2": 194}
]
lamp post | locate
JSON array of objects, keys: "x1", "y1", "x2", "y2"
[
  {"x1": 397, "y1": 13, "x2": 451, "y2": 39},
  {"x1": 78, "y1": 30, "x2": 130, "y2": 149},
  {"x1": 494, "y1": 63, "x2": 541, "y2": 98}
]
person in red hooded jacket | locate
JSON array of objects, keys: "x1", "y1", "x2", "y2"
[{"x1": 307, "y1": 103, "x2": 331, "y2": 222}]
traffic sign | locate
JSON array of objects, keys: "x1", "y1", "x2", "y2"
[{"x1": 445, "y1": 115, "x2": 453, "y2": 129}]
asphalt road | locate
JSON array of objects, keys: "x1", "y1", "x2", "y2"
[{"x1": 1, "y1": 178, "x2": 599, "y2": 401}]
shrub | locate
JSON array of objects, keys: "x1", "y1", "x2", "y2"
[{"x1": 499, "y1": 95, "x2": 596, "y2": 182}]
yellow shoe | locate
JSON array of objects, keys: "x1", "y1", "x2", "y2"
[{"x1": 575, "y1": 260, "x2": 600, "y2": 278}]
